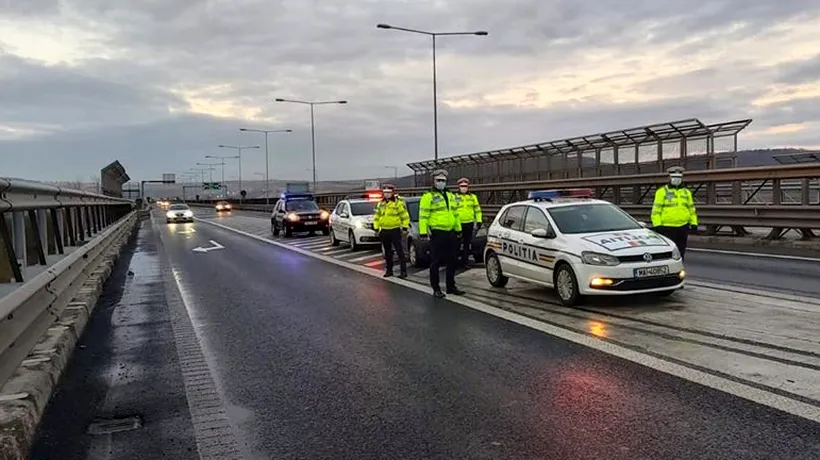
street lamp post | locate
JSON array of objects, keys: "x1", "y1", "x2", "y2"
[
  {"x1": 240, "y1": 128, "x2": 292, "y2": 205},
  {"x1": 385, "y1": 166, "x2": 398, "y2": 179},
  {"x1": 274, "y1": 98, "x2": 347, "y2": 192},
  {"x1": 217, "y1": 144, "x2": 259, "y2": 199},
  {"x1": 376, "y1": 23, "x2": 488, "y2": 161}
]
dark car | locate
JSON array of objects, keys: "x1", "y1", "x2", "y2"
[
  {"x1": 166, "y1": 203, "x2": 194, "y2": 223},
  {"x1": 271, "y1": 193, "x2": 330, "y2": 237},
  {"x1": 402, "y1": 196, "x2": 487, "y2": 268}
]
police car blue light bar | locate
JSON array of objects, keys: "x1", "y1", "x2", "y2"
[{"x1": 528, "y1": 188, "x2": 593, "y2": 201}]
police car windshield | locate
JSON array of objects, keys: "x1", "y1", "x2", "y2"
[
  {"x1": 547, "y1": 203, "x2": 641, "y2": 234},
  {"x1": 286, "y1": 199, "x2": 319, "y2": 212},
  {"x1": 350, "y1": 201, "x2": 377, "y2": 216},
  {"x1": 169, "y1": 204, "x2": 189, "y2": 210}
]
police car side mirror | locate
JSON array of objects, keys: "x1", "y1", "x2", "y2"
[{"x1": 531, "y1": 228, "x2": 556, "y2": 239}]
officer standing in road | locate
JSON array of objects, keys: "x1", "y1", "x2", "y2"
[
  {"x1": 454, "y1": 177, "x2": 483, "y2": 267},
  {"x1": 419, "y1": 169, "x2": 465, "y2": 298},
  {"x1": 374, "y1": 184, "x2": 409, "y2": 278},
  {"x1": 651, "y1": 166, "x2": 698, "y2": 260}
]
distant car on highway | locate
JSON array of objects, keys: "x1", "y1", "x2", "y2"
[
  {"x1": 484, "y1": 188, "x2": 685, "y2": 306},
  {"x1": 166, "y1": 203, "x2": 194, "y2": 223},
  {"x1": 215, "y1": 201, "x2": 232, "y2": 212},
  {"x1": 271, "y1": 192, "x2": 330, "y2": 237},
  {"x1": 403, "y1": 196, "x2": 487, "y2": 268},
  {"x1": 329, "y1": 191, "x2": 381, "y2": 250}
]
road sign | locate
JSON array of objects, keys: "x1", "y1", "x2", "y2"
[
  {"x1": 201, "y1": 182, "x2": 221, "y2": 190},
  {"x1": 162, "y1": 173, "x2": 176, "y2": 184}
]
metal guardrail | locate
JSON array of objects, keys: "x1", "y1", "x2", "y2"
[
  {"x1": 0, "y1": 178, "x2": 136, "y2": 387},
  {"x1": 0, "y1": 179, "x2": 134, "y2": 283}
]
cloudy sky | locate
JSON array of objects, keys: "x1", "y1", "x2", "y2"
[{"x1": 1, "y1": 0, "x2": 819, "y2": 183}]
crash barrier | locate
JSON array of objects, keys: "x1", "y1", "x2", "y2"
[
  {"x1": 0, "y1": 178, "x2": 135, "y2": 387},
  {"x1": 194, "y1": 164, "x2": 820, "y2": 239}
]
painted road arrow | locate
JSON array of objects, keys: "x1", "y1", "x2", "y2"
[{"x1": 192, "y1": 240, "x2": 224, "y2": 253}]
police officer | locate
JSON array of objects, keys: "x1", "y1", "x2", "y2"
[
  {"x1": 454, "y1": 177, "x2": 483, "y2": 267},
  {"x1": 419, "y1": 169, "x2": 464, "y2": 298},
  {"x1": 373, "y1": 184, "x2": 409, "y2": 278},
  {"x1": 651, "y1": 166, "x2": 698, "y2": 259}
]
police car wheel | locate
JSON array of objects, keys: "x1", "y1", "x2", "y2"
[
  {"x1": 485, "y1": 253, "x2": 508, "y2": 288},
  {"x1": 349, "y1": 230, "x2": 359, "y2": 250},
  {"x1": 554, "y1": 264, "x2": 580, "y2": 306},
  {"x1": 330, "y1": 228, "x2": 340, "y2": 246}
]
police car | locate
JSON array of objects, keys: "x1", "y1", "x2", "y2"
[
  {"x1": 329, "y1": 190, "x2": 381, "y2": 250},
  {"x1": 484, "y1": 189, "x2": 685, "y2": 306}
]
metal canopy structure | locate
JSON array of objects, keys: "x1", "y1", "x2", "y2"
[
  {"x1": 407, "y1": 118, "x2": 752, "y2": 172},
  {"x1": 772, "y1": 151, "x2": 820, "y2": 164}
]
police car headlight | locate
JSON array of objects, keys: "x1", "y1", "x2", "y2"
[
  {"x1": 183, "y1": 211, "x2": 193, "y2": 217},
  {"x1": 166, "y1": 211, "x2": 175, "y2": 218},
  {"x1": 354, "y1": 221, "x2": 363, "y2": 228},
  {"x1": 581, "y1": 251, "x2": 620, "y2": 266},
  {"x1": 671, "y1": 246, "x2": 681, "y2": 260}
]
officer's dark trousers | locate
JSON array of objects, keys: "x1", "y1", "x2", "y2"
[
  {"x1": 458, "y1": 222, "x2": 475, "y2": 265},
  {"x1": 429, "y1": 229, "x2": 458, "y2": 291},
  {"x1": 654, "y1": 225, "x2": 689, "y2": 260},
  {"x1": 380, "y1": 228, "x2": 406, "y2": 274}
]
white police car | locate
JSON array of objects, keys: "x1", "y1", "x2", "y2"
[
  {"x1": 328, "y1": 191, "x2": 381, "y2": 250},
  {"x1": 484, "y1": 189, "x2": 685, "y2": 306}
]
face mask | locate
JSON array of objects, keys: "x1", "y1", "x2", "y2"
[
  {"x1": 670, "y1": 177, "x2": 682, "y2": 186},
  {"x1": 459, "y1": 186, "x2": 468, "y2": 193},
  {"x1": 434, "y1": 180, "x2": 446, "y2": 190},
  {"x1": 383, "y1": 192, "x2": 393, "y2": 199}
]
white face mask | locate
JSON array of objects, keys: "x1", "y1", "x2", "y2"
[
  {"x1": 383, "y1": 192, "x2": 393, "y2": 199},
  {"x1": 434, "y1": 180, "x2": 446, "y2": 190},
  {"x1": 459, "y1": 186, "x2": 468, "y2": 193},
  {"x1": 670, "y1": 177, "x2": 682, "y2": 186}
]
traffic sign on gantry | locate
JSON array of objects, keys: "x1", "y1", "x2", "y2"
[{"x1": 201, "y1": 182, "x2": 221, "y2": 190}]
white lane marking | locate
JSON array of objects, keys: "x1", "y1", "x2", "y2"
[
  {"x1": 192, "y1": 240, "x2": 225, "y2": 253},
  {"x1": 335, "y1": 251, "x2": 369, "y2": 259},
  {"x1": 290, "y1": 240, "x2": 330, "y2": 249},
  {"x1": 689, "y1": 247, "x2": 820, "y2": 262},
  {"x1": 196, "y1": 217, "x2": 820, "y2": 424},
  {"x1": 323, "y1": 248, "x2": 350, "y2": 255},
  {"x1": 348, "y1": 253, "x2": 384, "y2": 263}
]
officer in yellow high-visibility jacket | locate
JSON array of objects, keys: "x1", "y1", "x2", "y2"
[
  {"x1": 651, "y1": 166, "x2": 698, "y2": 260},
  {"x1": 419, "y1": 169, "x2": 464, "y2": 298},
  {"x1": 373, "y1": 184, "x2": 409, "y2": 278},
  {"x1": 454, "y1": 177, "x2": 483, "y2": 267}
]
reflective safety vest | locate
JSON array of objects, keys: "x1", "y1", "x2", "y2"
[
  {"x1": 651, "y1": 185, "x2": 698, "y2": 227},
  {"x1": 373, "y1": 198, "x2": 409, "y2": 230},
  {"x1": 419, "y1": 190, "x2": 461, "y2": 235},
  {"x1": 455, "y1": 192, "x2": 482, "y2": 224}
]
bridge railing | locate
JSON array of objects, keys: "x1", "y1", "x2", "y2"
[{"x1": 192, "y1": 163, "x2": 820, "y2": 238}]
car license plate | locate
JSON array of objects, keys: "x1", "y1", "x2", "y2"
[
  {"x1": 634, "y1": 266, "x2": 668, "y2": 278},
  {"x1": 305, "y1": 221, "x2": 317, "y2": 225}
]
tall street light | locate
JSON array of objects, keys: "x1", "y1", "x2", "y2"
[
  {"x1": 274, "y1": 98, "x2": 347, "y2": 192},
  {"x1": 217, "y1": 144, "x2": 260, "y2": 198},
  {"x1": 385, "y1": 166, "x2": 398, "y2": 179},
  {"x1": 376, "y1": 23, "x2": 488, "y2": 161},
  {"x1": 240, "y1": 128, "x2": 292, "y2": 205},
  {"x1": 205, "y1": 155, "x2": 239, "y2": 195}
]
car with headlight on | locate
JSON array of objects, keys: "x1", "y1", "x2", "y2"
[
  {"x1": 483, "y1": 188, "x2": 685, "y2": 306},
  {"x1": 271, "y1": 193, "x2": 330, "y2": 237},
  {"x1": 329, "y1": 191, "x2": 382, "y2": 250},
  {"x1": 166, "y1": 203, "x2": 194, "y2": 223},
  {"x1": 215, "y1": 201, "x2": 232, "y2": 212}
]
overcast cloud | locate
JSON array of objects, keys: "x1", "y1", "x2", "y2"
[{"x1": 1, "y1": 0, "x2": 820, "y2": 183}]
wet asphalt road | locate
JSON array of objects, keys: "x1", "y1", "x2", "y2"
[
  {"x1": 148, "y1": 217, "x2": 819, "y2": 459},
  {"x1": 685, "y1": 250, "x2": 820, "y2": 297}
]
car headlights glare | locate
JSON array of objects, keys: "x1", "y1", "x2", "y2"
[
  {"x1": 287, "y1": 213, "x2": 299, "y2": 221},
  {"x1": 166, "y1": 211, "x2": 174, "y2": 218},
  {"x1": 581, "y1": 251, "x2": 620, "y2": 266},
  {"x1": 320, "y1": 211, "x2": 329, "y2": 219},
  {"x1": 183, "y1": 211, "x2": 193, "y2": 217}
]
